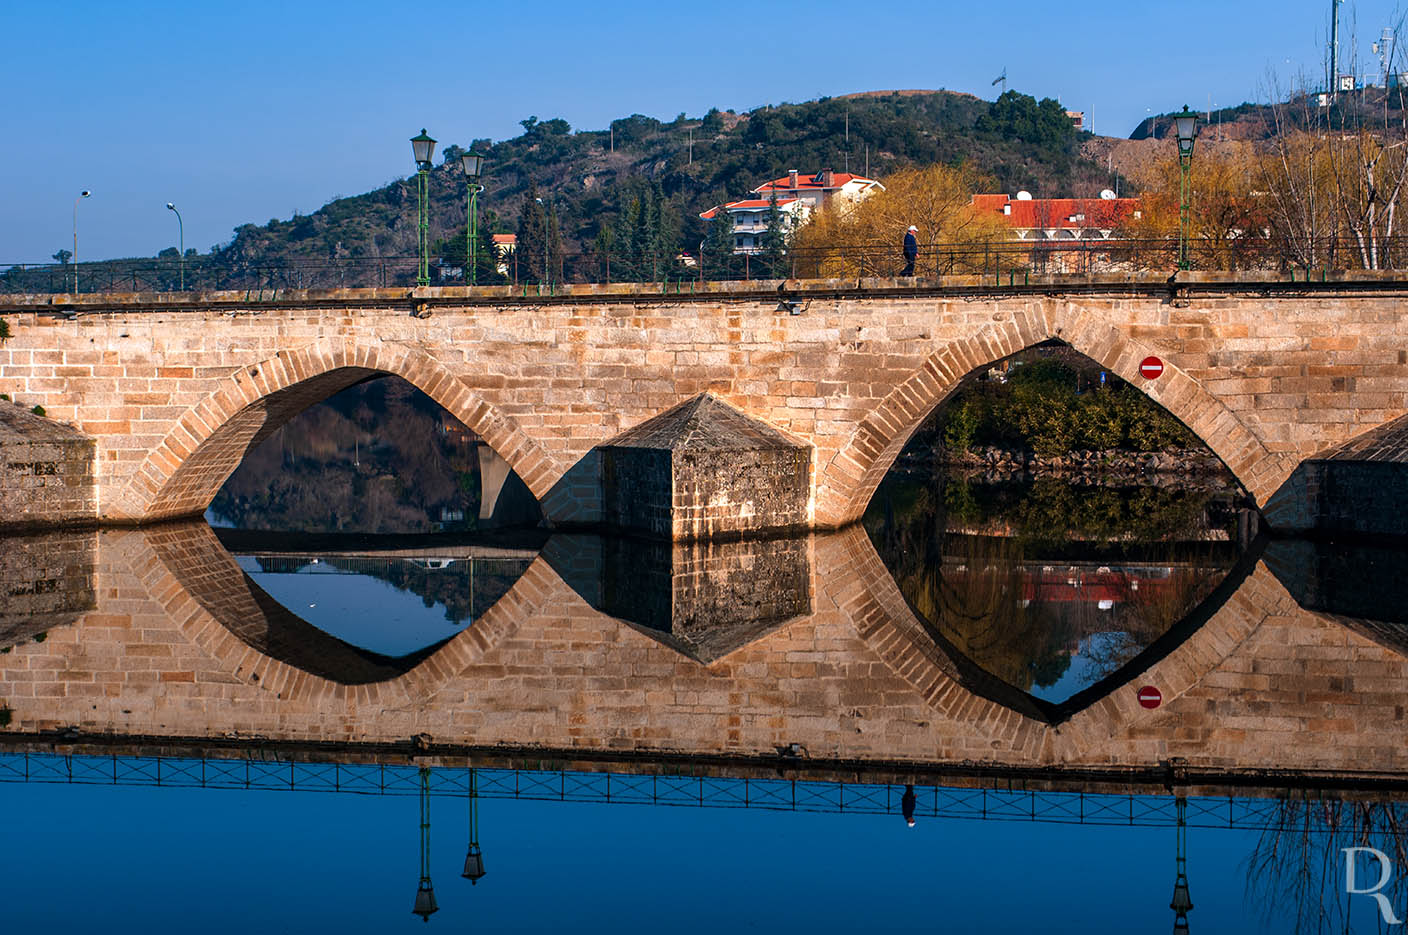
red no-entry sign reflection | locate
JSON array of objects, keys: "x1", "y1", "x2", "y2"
[{"x1": 1139, "y1": 357, "x2": 1164, "y2": 379}]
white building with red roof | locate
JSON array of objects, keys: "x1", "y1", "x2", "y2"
[
  {"x1": 751, "y1": 168, "x2": 883, "y2": 210},
  {"x1": 971, "y1": 191, "x2": 1142, "y2": 241},
  {"x1": 702, "y1": 168, "x2": 883, "y2": 255},
  {"x1": 699, "y1": 197, "x2": 809, "y2": 255}
]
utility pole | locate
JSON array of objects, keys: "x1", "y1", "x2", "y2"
[{"x1": 1330, "y1": 0, "x2": 1343, "y2": 98}]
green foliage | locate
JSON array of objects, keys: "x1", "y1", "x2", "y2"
[
  {"x1": 941, "y1": 355, "x2": 1195, "y2": 456},
  {"x1": 29, "y1": 405, "x2": 45, "y2": 417},
  {"x1": 610, "y1": 180, "x2": 680, "y2": 282},
  {"x1": 942, "y1": 399, "x2": 982, "y2": 451},
  {"x1": 0, "y1": 704, "x2": 10, "y2": 727},
  {"x1": 31, "y1": 632, "x2": 45, "y2": 643},
  {"x1": 760, "y1": 193, "x2": 788, "y2": 278},
  {"x1": 0, "y1": 318, "x2": 9, "y2": 343},
  {"x1": 976, "y1": 90, "x2": 1076, "y2": 153},
  {"x1": 158, "y1": 247, "x2": 179, "y2": 259},
  {"x1": 516, "y1": 182, "x2": 549, "y2": 283},
  {"x1": 214, "y1": 91, "x2": 1114, "y2": 281},
  {"x1": 52, "y1": 249, "x2": 71, "y2": 265},
  {"x1": 701, "y1": 202, "x2": 737, "y2": 279}
]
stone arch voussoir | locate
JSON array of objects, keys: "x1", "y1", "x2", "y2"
[
  {"x1": 111, "y1": 339, "x2": 566, "y2": 522},
  {"x1": 817, "y1": 301, "x2": 1291, "y2": 526}
]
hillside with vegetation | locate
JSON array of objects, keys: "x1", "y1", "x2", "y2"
[{"x1": 212, "y1": 89, "x2": 1120, "y2": 282}]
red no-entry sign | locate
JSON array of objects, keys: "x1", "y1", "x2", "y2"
[
  {"x1": 1137, "y1": 685, "x2": 1163, "y2": 709},
  {"x1": 1139, "y1": 356, "x2": 1164, "y2": 379}
]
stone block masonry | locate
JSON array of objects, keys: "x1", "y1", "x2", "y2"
[
  {"x1": 599, "y1": 393, "x2": 810, "y2": 538},
  {"x1": 4, "y1": 520, "x2": 1408, "y2": 781},
  {"x1": 0, "y1": 528, "x2": 95, "y2": 648},
  {"x1": 1, "y1": 274, "x2": 1407, "y2": 532},
  {"x1": 1263, "y1": 412, "x2": 1408, "y2": 537},
  {"x1": 0, "y1": 401, "x2": 96, "y2": 529}
]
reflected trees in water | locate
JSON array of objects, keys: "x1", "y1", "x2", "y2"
[{"x1": 1247, "y1": 799, "x2": 1408, "y2": 934}]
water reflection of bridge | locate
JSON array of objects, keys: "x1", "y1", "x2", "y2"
[
  {"x1": 5, "y1": 748, "x2": 1397, "y2": 831},
  {"x1": 5, "y1": 521, "x2": 1408, "y2": 784}
]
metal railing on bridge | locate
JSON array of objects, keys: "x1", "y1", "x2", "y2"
[
  {"x1": 0, "y1": 750, "x2": 1367, "y2": 831},
  {"x1": 6, "y1": 236, "x2": 1408, "y2": 297}
]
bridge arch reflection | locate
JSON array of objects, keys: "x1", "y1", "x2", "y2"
[{"x1": 5, "y1": 520, "x2": 1408, "y2": 780}]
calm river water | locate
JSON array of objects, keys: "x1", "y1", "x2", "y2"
[{"x1": 3, "y1": 444, "x2": 1408, "y2": 932}]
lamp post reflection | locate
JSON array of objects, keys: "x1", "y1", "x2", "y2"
[
  {"x1": 412, "y1": 766, "x2": 438, "y2": 922},
  {"x1": 462, "y1": 766, "x2": 487, "y2": 884},
  {"x1": 1171, "y1": 793, "x2": 1193, "y2": 934}
]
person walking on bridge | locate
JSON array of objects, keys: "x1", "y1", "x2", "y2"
[{"x1": 901, "y1": 226, "x2": 918, "y2": 277}]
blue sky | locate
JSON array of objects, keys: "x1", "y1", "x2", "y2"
[{"x1": 1, "y1": 0, "x2": 1393, "y2": 264}]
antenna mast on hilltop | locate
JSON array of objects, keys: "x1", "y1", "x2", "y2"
[
  {"x1": 992, "y1": 68, "x2": 1008, "y2": 96},
  {"x1": 1329, "y1": 0, "x2": 1343, "y2": 97},
  {"x1": 1375, "y1": 27, "x2": 1395, "y2": 86}
]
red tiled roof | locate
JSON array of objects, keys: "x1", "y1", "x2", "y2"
[
  {"x1": 753, "y1": 171, "x2": 877, "y2": 193},
  {"x1": 972, "y1": 194, "x2": 1141, "y2": 230},
  {"x1": 700, "y1": 198, "x2": 800, "y2": 219},
  {"x1": 491, "y1": 233, "x2": 517, "y2": 244}
]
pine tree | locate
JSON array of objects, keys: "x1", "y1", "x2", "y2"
[
  {"x1": 475, "y1": 209, "x2": 505, "y2": 285},
  {"x1": 761, "y1": 191, "x2": 788, "y2": 279},
  {"x1": 594, "y1": 226, "x2": 614, "y2": 282},
  {"x1": 702, "y1": 202, "x2": 736, "y2": 281},
  {"x1": 516, "y1": 182, "x2": 547, "y2": 283},
  {"x1": 546, "y1": 204, "x2": 563, "y2": 287}
]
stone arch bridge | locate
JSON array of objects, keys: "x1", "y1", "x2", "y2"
[{"x1": 1, "y1": 274, "x2": 1405, "y2": 532}]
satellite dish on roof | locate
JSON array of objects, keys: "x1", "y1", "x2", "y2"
[
  {"x1": 1099, "y1": 189, "x2": 1117, "y2": 200},
  {"x1": 1016, "y1": 190, "x2": 1033, "y2": 200}
]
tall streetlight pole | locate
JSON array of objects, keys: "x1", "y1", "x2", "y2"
[
  {"x1": 72, "y1": 190, "x2": 91, "y2": 294},
  {"x1": 1173, "y1": 106, "x2": 1199, "y2": 271},
  {"x1": 460, "y1": 152, "x2": 485, "y2": 285},
  {"x1": 166, "y1": 202, "x2": 185, "y2": 291},
  {"x1": 535, "y1": 196, "x2": 551, "y2": 289},
  {"x1": 410, "y1": 130, "x2": 437, "y2": 287}
]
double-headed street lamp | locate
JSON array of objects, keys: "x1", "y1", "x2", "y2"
[
  {"x1": 1173, "y1": 105, "x2": 1199, "y2": 271},
  {"x1": 411, "y1": 129, "x2": 437, "y2": 286},
  {"x1": 166, "y1": 202, "x2": 184, "y2": 291},
  {"x1": 72, "y1": 190, "x2": 91, "y2": 294},
  {"x1": 461, "y1": 152, "x2": 485, "y2": 285}
]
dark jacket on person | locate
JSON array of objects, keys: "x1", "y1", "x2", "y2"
[{"x1": 903, "y1": 231, "x2": 918, "y2": 260}]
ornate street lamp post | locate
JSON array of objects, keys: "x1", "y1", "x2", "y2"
[
  {"x1": 166, "y1": 202, "x2": 184, "y2": 291},
  {"x1": 1172, "y1": 106, "x2": 1199, "y2": 271},
  {"x1": 72, "y1": 190, "x2": 91, "y2": 294},
  {"x1": 411, "y1": 130, "x2": 437, "y2": 287},
  {"x1": 460, "y1": 152, "x2": 485, "y2": 285}
]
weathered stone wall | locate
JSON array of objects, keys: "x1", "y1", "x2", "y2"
[
  {"x1": 2, "y1": 521, "x2": 1407, "y2": 780},
  {"x1": 0, "y1": 529, "x2": 95, "y2": 648},
  {"x1": 1264, "y1": 413, "x2": 1408, "y2": 536},
  {"x1": 0, "y1": 401, "x2": 95, "y2": 529},
  {"x1": 1, "y1": 276, "x2": 1406, "y2": 529}
]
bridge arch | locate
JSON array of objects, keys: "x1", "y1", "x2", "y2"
[
  {"x1": 109, "y1": 339, "x2": 565, "y2": 523},
  {"x1": 815, "y1": 303, "x2": 1297, "y2": 527}
]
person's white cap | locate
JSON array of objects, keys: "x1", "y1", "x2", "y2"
[{"x1": 907, "y1": 225, "x2": 918, "y2": 232}]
